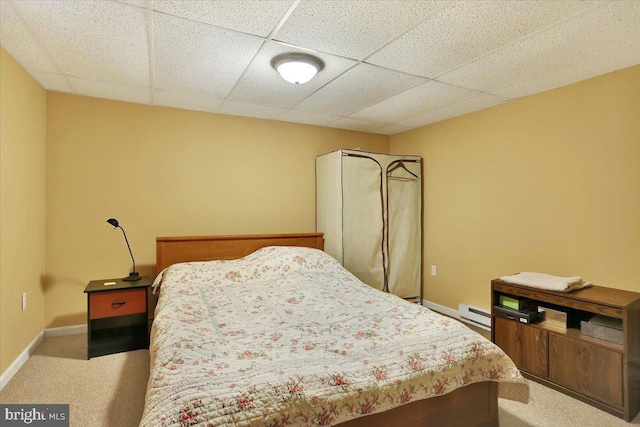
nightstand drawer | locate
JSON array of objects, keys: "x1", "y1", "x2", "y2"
[{"x1": 89, "y1": 288, "x2": 146, "y2": 319}]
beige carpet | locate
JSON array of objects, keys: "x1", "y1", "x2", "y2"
[{"x1": 1, "y1": 334, "x2": 638, "y2": 427}]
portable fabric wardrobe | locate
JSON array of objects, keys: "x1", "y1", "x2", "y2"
[{"x1": 316, "y1": 149, "x2": 422, "y2": 299}]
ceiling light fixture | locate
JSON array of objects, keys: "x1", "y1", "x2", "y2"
[{"x1": 271, "y1": 53, "x2": 324, "y2": 85}]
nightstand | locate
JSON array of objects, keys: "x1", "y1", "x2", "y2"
[{"x1": 84, "y1": 276, "x2": 152, "y2": 359}]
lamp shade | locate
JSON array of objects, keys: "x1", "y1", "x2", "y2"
[{"x1": 271, "y1": 53, "x2": 324, "y2": 85}]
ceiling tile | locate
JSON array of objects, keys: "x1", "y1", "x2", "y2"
[
  {"x1": 0, "y1": 1, "x2": 60, "y2": 73},
  {"x1": 153, "y1": 90, "x2": 223, "y2": 113},
  {"x1": 153, "y1": 13, "x2": 264, "y2": 98},
  {"x1": 117, "y1": 1, "x2": 149, "y2": 9},
  {"x1": 219, "y1": 100, "x2": 287, "y2": 120},
  {"x1": 367, "y1": 1, "x2": 599, "y2": 78},
  {"x1": 493, "y1": 61, "x2": 637, "y2": 100},
  {"x1": 350, "y1": 80, "x2": 481, "y2": 123},
  {"x1": 29, "y1": 71, "x2": 74, "y2": 93},
  {"x1": 296, "y1": 63, "x2": 425, "y2": 117},
  {"x1": 373, "y1": 124, "x2": 412, "y2": 135},
  {"x1": 13, "y1": 1, "x2": 149, "y2": 86},
  {"x1": 438, "y1": 2, "x2": 640, "y2": 96},
  {"x1": 493, "y1": 2, "x2": 640, "y2": 99},
  {"x1": 329, "y1": 117, "x2": 386, "y2": 133},
  {"x1": 397, "y1": 93, "x2": 509, "y2": 128},
  {"x1": 274, "y1": 0, "x2": 444, "y2": 59},
  {"x1": 151, "y1": 0, "x2": 294, "y2": 37},
  {"x1": 69, "y1": 76, "x2": 152, "y2": 105},
  {"x1": 279, "y1": 110, "x2": 341, "y2": 127},
  {"x1": 228, "y1": 41, "x2": 357, "y2": 108}
]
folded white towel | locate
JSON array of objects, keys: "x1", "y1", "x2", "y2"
[{"x1": 499, "y1": 272, "x2": 592, "y2": 293}]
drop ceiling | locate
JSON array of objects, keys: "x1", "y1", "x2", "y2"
[{"x1": 1, "y1": 0, "x2": 638, "y2": 135}]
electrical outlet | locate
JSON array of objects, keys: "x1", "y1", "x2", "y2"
[
  {"x1": 22, "y1": 293, "x2": 27, "y2": 311},
  {"x1": 431, "y1": 265, "x2": 437, "y2": 276}
]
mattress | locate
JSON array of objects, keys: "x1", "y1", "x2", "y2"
[{"x1": 140, "y1": 246, "x2": 528, "y2": 426}]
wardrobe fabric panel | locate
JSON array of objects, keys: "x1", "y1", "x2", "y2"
[
  {"x1": 316, "y1": 149, "x2": 422, "y2": 300},
  {"x1": 342, "y1": 155, "x2": 385, "y2": 291},
  {"x1": 387, "y1": 161, "x2": 421, "y2": 298},
  {"x1": 316, "y1": 151, "x2": 344, "y2": 264}
]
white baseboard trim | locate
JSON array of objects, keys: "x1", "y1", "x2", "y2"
[
  {"x1": 422, "y1": 299, "x2": 460, "y2": 319},
  {"x1": 422, "y1": 299, "x2": 491, "y2": 332},
  {"x1": 1, "y1": 324, "x2": 86, "y2": 391},
  {"x1": 44, "y1": 324, "x2": 87, "y2": 338},
  {"x1": 0, "y1": 330, "x2": 44, "y2": 391}
]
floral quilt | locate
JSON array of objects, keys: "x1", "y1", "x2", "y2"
[{"x1": 140, "y1": 246, "x2": 528, "y2": 427}]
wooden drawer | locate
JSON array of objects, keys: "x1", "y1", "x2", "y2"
[
  {"x1": 549, "y1": 334, "x2": 623, "y2": 408},
  {"x1": 89, "y1": 288, "x2": 146, "y2": 320}
]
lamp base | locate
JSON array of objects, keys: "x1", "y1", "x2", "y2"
[{"x1": 122, "y1": 272, "x2": 141, "y2": 281}]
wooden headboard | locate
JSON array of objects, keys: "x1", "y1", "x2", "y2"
[{"x1": 156, "y1": 233, "x2": 324, "y2": 275}]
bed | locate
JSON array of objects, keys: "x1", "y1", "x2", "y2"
[{"x1": 141, "y1": 233, "x2": 528, "y2": 427}]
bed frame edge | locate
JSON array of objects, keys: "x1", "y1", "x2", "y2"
[{"x1": 155, "y1": 233, "x2": 324, "y2": 275}]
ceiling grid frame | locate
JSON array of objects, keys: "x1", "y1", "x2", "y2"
[
  {"x1": 0, "y1": 0, "x2": 637, "y2": 135},
  {"x1": 221, "y1": 0, "x2": 302, "y2": 115},
  {"x1": 358, "y1": 0, "x2": 455, "y2": 64}
]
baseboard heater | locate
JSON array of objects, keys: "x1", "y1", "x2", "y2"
[{"x1": 458, "y1": 303, "x2": 491, "y2": 331}]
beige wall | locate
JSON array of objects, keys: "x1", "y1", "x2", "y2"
[
  {"x1": 0, "y1": 48, "x2": 47, "y2": 374},
  {"x1": 45, "y1": 93, "x2": 388, "y2": 328},
  {"x1": 391, "y1": 65, "x2": 640, "y2": 311},
  {"x1": 2, "y1": 42, "x2": 638, "y2": 374}
]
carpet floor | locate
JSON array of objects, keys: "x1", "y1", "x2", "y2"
[{"x1": 1, "y1": 334, "x2": 638, "y2": 426}]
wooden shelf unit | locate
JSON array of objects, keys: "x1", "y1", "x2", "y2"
[{"x1": 491, "y1": 279, "x2": 640, "y2": 421}]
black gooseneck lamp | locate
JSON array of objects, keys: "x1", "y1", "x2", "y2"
[{"x1": 107, "y1": 218, "x2": 141, "y2": 281}]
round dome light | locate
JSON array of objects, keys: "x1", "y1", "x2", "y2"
[{"x1": 271, "y1": 53, "x2": 324, "y2": 85}]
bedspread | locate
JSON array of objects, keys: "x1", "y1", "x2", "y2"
[{"x1": 140, "y1": 246, "x2": 528, "y2": 427}]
